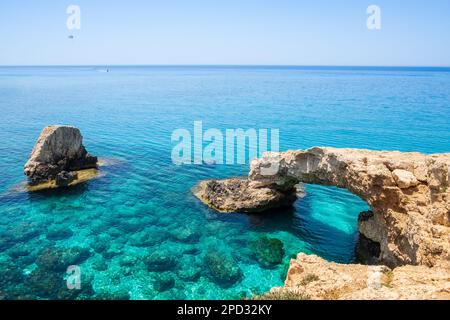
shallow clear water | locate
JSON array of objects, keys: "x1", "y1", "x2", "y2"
[{"x1": 0, "y1": 66, "x2": 449, "y2": 299}]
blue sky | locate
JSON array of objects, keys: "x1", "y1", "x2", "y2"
[{"x1": 0, "y1": 0, "x2": 449, "y2": 66}]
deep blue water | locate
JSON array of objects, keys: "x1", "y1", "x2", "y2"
[{"x1": 0, "y1": 66, "x2": 449, "y2": 299}]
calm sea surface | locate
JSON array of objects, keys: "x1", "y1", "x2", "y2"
[{"x1": 0, "y1": 66, "x2": 449, "y2": 299}]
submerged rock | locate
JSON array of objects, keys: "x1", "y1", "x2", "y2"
[
  {"x1": 251, "y1": 236, "x2": 285, "y2": 268},
  {"x1": 177, "y1": 256, "x2": 202, "y2": 281},
  {"x1": 144, "y1": 250, "x2": 178, "y2": 271},
  {"x1": 2, "y1": 223, "x2": 41, "y2": 245},
  {"x1": 36, "y1": 247, "x2": 92, "y2": 272},
  {"x1": 177, "y1": 267, "x2": 202, "y2": 282},
  {"x1": 46, "y1": 227, "x2": 74, "y2": 241},
  {"x1": 102, "y1": 247, "x2": 122, "y2": 259},
  {"x1": 26, "y1": 268, "x2": 64, "y2": 298},
  {"x1": 92, "y1": 259, "x2": 108, "y2": 271},
  {"x1": 26, "y1": 267, "x2": 94, "y2": 300},
  {"x1": 153, "y1": 273, "x2": 175, "y2": 292},
  {"x1": 170, "y1": 226, "x2": 201, "y2": 243},
  {"x1": 26, "y1": 247, "x2": 94, "y2": 299},
  {"x1": 7, "y1": 247, "x2": 31, "y2": 259},
  {"x1": 118, "y1": 220, "x2": 144, "y2": 234},
  {"x1": 205, "y1": 250, "x2": 242, "y2": 287},
  {"x1": 119, "y1": 255, "x2": 140, "y2": 267},
  {"x1": 193, "y1": 178, "x2": 297, "y2": 213},
  {"x1": 128, "y1": 230, "x2": 168, "y2": 247},
  {"x1": 182, "y1": 245, "x2": 200, "y2": 255},
  {"x1": 0, "y1": 261, "x2": 24, "y2": 289},
  {"x1": 24, "y1": 125, "x2": 98, "y2": 185},
  {"x1": 90, "y1": 236, "x2": 110, "y2": 254}
]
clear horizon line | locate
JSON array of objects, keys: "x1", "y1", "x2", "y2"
[{"x1": 0, "y1": 63, "x2": 450, "y2": 69}]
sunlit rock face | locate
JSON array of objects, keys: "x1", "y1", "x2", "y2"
[
  {"x1": 268, "y1": 253, "x2": 450, "y2": 300},
  {"x1": 195, "y1": 147, "x2": 450, "y2": 268},
  {"x1": 249, "y1": 147, "x2": 450, "y2": 268},
  {"x1": 24, "y1": 125, "x2": 98, "y2": 185}
]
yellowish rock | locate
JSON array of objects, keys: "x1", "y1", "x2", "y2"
[
  {"x1": 248, "y1": 147, "x2": 450, "y2": 268},
  {"x1": 392, "y1": 169, "x2": 419, "y2": 188},
  {"x1": 268, "y1": 253, "x2": 450, "y2": 300},
  {"x1": 25, "y1": 168, "x2": 104, "y2": 192}
]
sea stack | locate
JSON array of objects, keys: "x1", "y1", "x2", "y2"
[{"x1": 24, "y1": 125, "x2": 98, "y2": 186}]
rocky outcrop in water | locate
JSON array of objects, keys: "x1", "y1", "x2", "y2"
[
  {"x1": 24, "y1": 125, "x2": 97, "y2": 185},
  {"x1": 194, "y1": 147, "x2": 450, "y2": 269},
  {"x1": 193, "y1": 178, "x2": 297, "y2": 213}
]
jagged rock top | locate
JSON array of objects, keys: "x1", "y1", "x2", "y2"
[{"x1": 24, "y1": 125, "x2": 98, "y2": 185}]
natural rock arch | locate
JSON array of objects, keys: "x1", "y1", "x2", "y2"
[{"x1": 195, "y1": 147, "x2": 450, "y2": 268}]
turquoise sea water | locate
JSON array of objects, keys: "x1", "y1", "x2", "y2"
[{"x1": 0, "y1": 66, "x2": 449, "y2": 299}]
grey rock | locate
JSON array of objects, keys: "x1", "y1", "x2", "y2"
[
  {"x1": 24, "y1": 125, "x2": 97, "y2": 184},
  {"x1": 55, "y1": 171, "x2": 78, "y2": 187}
]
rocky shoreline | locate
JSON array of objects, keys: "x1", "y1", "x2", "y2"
[
  {"x1": 194, "y1": 147, "x2": 450, "y2": 299},
  {"x1": 18, "y1": 127, "x2": 450, "y2": 299}
]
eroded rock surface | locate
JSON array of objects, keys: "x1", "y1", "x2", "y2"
[
  {"x1": 24, "y1": 125, "x2": 98, "y2": 185},
  {"x1": 194, "y1": 147, "x2": 450, "y2": 268},
  {"x1": 249, "y1": 147, "x2": 450, "y2": 268},
  {"x1": 268, "y1": 253, "x2": 450, "y2": 300},
  {"x1": 192, "y1": 178, "x2": 297, "y2": 213}
]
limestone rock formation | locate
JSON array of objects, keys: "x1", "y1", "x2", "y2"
[
  {"x1": 194, "y1": 147, "x2": 450, "y2": 268},
  {"x1": 192, "y1": 178, "x2": 297, "y2": 213},
  {"x1": 249, "y1": 147, "x2": 450, "y2": 268},
  {"x1": 267, "y1": 253, "x2": 450, "y2": 300},
  {"x1": 24, "y1": 125, "x2": 98, "y2": 185}
]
